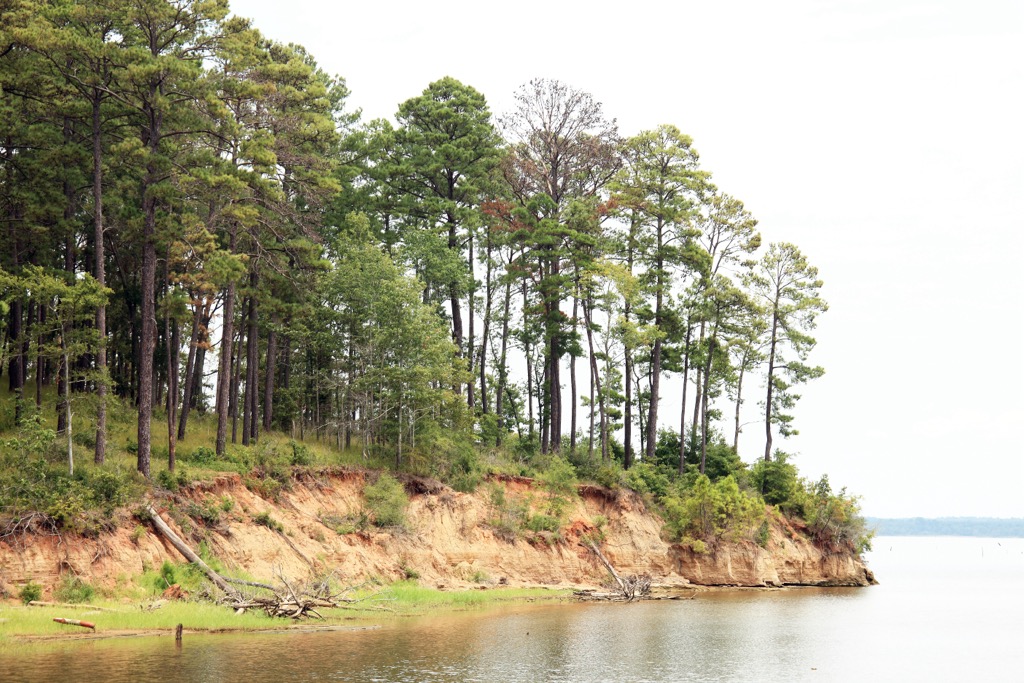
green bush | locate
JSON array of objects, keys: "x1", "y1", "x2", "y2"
[
  {"x1": 662, "y1": 474, "x2": 765, "y2": 549},
  {"x1": 319, "y1": 511, "x2": 369, "y2": 535},
  {"x1": 536, "y1": 457, "x2": 578, "y2": 519},
  {"x1": 485, "y1": 483, "x2": 529, "y2": 541},
  {"x1": 54, "y1": 575, "x2": 94, "y2": 603},
  {"x1": 802, "y1": 475, "x2": 873, "y2": 553},
  {"x1": 363, "y1": 473, "x2": 409, "y2": 528},
  {"x1": 525, "y1": 513, "x2": 561, "y2": 533},
  {"x1": 289, "y1": 441, "x2": 312, "y2": 466},
  {"x1": 750, "y1": 452, "x2": 800, "y2": 508},
  {"x1": 19, "y1": 581, "x2": 42, "y2": 604},
  {"x1": 186, "y1": 446, "x2": 216, "y2": 465},
  {"x1": 624, "y1": 461, "x2": 673, "y2": 499},
  {"x1": 253, "y1": 511, "x2": 284, "y2": 533},
  {"x1": 160, "y1": 560, "x2": 177, "y2": 587}
]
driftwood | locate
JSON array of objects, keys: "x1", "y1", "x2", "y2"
[
  {"x1": 29, "y1": 600, "x2": 119, "y2": 612},
  {"x1": 583, "y1": 541, "x2": 652, "y2": 602},
  {"x1": 219, "y1": 569, "x2": 373, "y2": 620},
  {"x1": 144, "y1": 504, "x2": 238, "y2": 597},
  {"x1": 53, "y1": 617, "x2": 95, "y2": 631}
]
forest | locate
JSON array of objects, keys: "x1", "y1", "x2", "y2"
[{"x1": 0, "y1": 1, "x2": 863, "y2": 552}]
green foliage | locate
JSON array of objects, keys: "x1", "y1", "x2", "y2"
[
  {"x1": 624, "y1": 461, "x2": 674, "y2": 499},
  {"x1": 662, "y1": 475, "x2": 765, "y2": 550},
  {"x1": 185, "y1": 447, "x2": 216, "y2": 466},
  {"x1": 524, "y1": 513, "x2": 561, "y2": 533},
  {"x1": 802, "y1": 475, "x2": 873, "y2": 554},
  {"x1": 19, "y1": 582, "x2": 42, "y2": 605},
  {"x1": 156, "y1": 468, "x2": 190, "y2": 492},
  {"x1": 535, "y1": 457, "x2": 578, "y2": 519},
  {"x1": 289, "y1": 441, "x2": 313, "y2": 466},
  {"x1": 363, "y1": 473, "x2": 409, "y2": 528},
  {"x1": 253, "y1": 511, "x2": 284, "y2": 533},
  {"x1": 0, "y1": 417, "x2": 144, "y2": 534},
  {"x1": 160, "y1": 561, "x2": 177, "y2": 589},
  {"x1": 54, "y1": 575, "x2": 95, "y2": 604},
  {"x1": 319, "y1": 511, "x2": 370, "y2": 535},
  {"x1": 485, "y1": 483, "x2": 529, "y2": 541},
  {"x1": 185, "y1": 499, "x2": 222, "y2": 527},
  {"x1": 750, "y1": 451, "x2": 800, "y2": 508}
]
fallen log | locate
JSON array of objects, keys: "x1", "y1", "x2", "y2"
[
  {"x1": 53, "y1": 618, "x2": 95, "y2": 631},
  {"x1": 144, "y1": 504, "x2": 237, "y2": 597},
  {"x1": 583, "y1": 541, "x2": 651, "y2": 602},
  {"x1": 30, "y1": 601, "x2": 119, "y2": 612}
]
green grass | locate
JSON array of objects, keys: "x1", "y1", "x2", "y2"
[
  {"x1": 366, "y1": 581, "x2": 569, "y2": 614},
  {"x1": 0, "y1": 601, "x2": 281, "y2": 641},
  {"x1": 0, "y1": 583, "x2": 570, "y2": 640}
]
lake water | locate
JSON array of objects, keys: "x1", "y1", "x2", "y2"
[{"x1": 4, "y1": 536, "x2": 1023, "y2": 682}]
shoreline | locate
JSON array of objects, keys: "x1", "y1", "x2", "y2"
[{"x1": 0, "y1": 580, "x2": 872, "y2": 643}]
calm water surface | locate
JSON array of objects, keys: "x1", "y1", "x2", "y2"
[{"x1": 3, "y1": 536, "x2": 1022, "y2": 682}]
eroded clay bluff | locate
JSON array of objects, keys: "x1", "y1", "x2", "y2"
[{"x1": 0, "y1": 470, "x2": 875, "y2": 596}]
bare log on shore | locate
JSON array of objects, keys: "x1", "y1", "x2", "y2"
[
  {"x1": 144, "y1": 504, "x2": 238, "y2": 597},
  {"x1": 220, "y1": 570, "x2": 377, "y2": 620},
  {"x1": 583, "y1": 541, "x2": 652, "y2": 602}
]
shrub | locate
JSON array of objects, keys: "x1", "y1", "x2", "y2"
[
  {"x1": 624, "y1": 461, "x2": 673, "y2": 499},
  {"x1": 289, "y1": 441, "x2": 312, "y2": 466},
  {"x1": 662, "y1": 474, "x2": 765, "y2": 549},
  {"x1": 485, "y1": 483, "x2": 529, "y2": 541},
  {"x1": 319, "y1": 511, "x2": 369, "y2": 535},
  {"x1": 593, "y1": 464, "x2": 624, "y2": 490},
  {"x1": 158, "y1": 561, "x2": 177, "y2": 590},
  {"x1": 750, "y1": 452, "x2": 800, "y2": 508},
  {"x1": 54, "y1": 575, "x2": 95, "y2": 604},
  {"x1": 802, "y1": 475, "x2": 874, "y2": 554},
  {"x1": 185, "y1": 500, "x2": 221, "y2": 526},
  {"x1": 536, "y1": 457, "x2": 578, "y2": 519},
  {"x1": 363, "y1": 473, "x2": 409, "y2": 528},
  {"x1": 525, "y1": 513, "x2": 561, "y2": 533},
  {"x1": 253, "y1": 511, "x2": 284, "y2": 533},
  {"x1": 19, "y1": 581, "x2": 42, "y2": 605},
  {"x1": 186, "y1": 446, "x2": 216, "y2": 466}
]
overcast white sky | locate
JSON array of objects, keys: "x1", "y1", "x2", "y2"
[{"x1": 228, "y1": 0, "x2": 1023, "y2": 518}]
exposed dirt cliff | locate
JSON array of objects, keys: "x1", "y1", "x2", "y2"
[{"x1": 0, "y1": 470, "x2": 875, "y2": 597}]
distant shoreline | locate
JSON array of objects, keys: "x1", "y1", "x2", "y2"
[{"x1": 867, "y1": 517, "x2": 1024, "y2": 538}]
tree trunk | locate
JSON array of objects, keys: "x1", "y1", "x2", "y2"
[
  {"x1": 92, "y1": 94, "x2": 107, "y2": 465},
  {"x1": 645, "y1": 247, "x2": 665, "y2": 464},
  {"x1": 215, "y1": 277, "x2": 236, "y2": 456},
  {"x1": 263, "y1": 315, "x2": 277, "y2": 431},
  {"x1": 448, "y1": 221, "x2": 463, "y2": 398},
  {"x1": 231, "y1": 294, "x2": 247, "y2": 446},
  {"x1": 733, "y1": 359, "x2": 745, "y2": 454},
  {"x1": 247, "y1": 288, "x2": 259, "y2": 442},
  {"x1": 700, "y1": 336, "x2": 715, "y2": 474},
  {"x1": 177, "y1": 304, "x2": 201, "y2": 441},
  {"x1": 467, "y1": 232, "x2": 475, "y2": 410},
  {"x1": 764, "y1": 298, "x2": 781, "y2": 462},
  {"x1": 138, "y1": 160, "x2": 158, "y2": 479},
  {"x1": 165, "y1": 272, "x2": 179, "y2": 473},
  {"x1": 479, "y1": 236, "x2": 492, "y2": 416},
  {"x1": 583, "y1": 297, "x2": 605, "y2": 461},
  {"x1": 569, "y1": 290, "x2": 578, "y2": 455},
  {"x1": 678, "y1": 322, "x2": 692, "y2": 475},
  {"x1": 495, "y1": 276, "x2": 511, "y2": 445}
]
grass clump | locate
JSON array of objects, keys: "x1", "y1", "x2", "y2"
[
  {"x1": 53, "y1": 575, "x2": 95, "y2": 603},
  {"x1": 18, "y1": 581, "x2": 42, "y2": 605},
  {"x1": 253, "y1": 511, "x2": 284, "y2": 533},
  {"x1": 363, "y1": 473, "x2": 408, "y2": 528}
]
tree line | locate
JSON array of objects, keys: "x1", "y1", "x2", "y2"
[{"x1": 0, "y1": 0, "x2": 828, "y2": 480}]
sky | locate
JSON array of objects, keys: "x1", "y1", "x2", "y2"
[{"x1": 227, "y1": 0, "x2": 1023, "y2": 518}]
